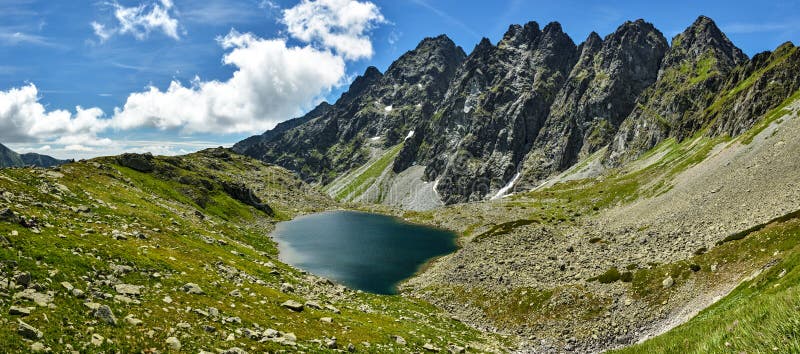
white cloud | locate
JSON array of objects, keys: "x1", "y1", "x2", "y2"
[
  {"x1": 109, "y1": 29, "x2": 346, "y2": 134},
  {"x1": 0, "y1": 84, "x2": 109, "y2": 145},
  {"x1": 3, "y1": 0, "x2": 386, "y2": 159},
  {"x1": 91, "y1": 21, "x2": 113, "y2": 42},
  {"x1": 0, "y1": 30, "x2": 60, "y2": 47},
  {"x1": 92, "y1": 0, "x2": 181, "y2": 42},
  {"x1": 282, "y1": 0, "x2": 386, "y2": 60}
]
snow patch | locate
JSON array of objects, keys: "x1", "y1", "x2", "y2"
[
  {"x1": 370, "y1": 136, "x2": 381, "y2": 141},
  {"x1": 384, "y1": 105, "x2": 393, "y2": 112},
  {"x1": 405, "y1": 130, "x2": 415, "y2": 140},
  {"x1": 491, "y1": 172, "x2": 521, "y2": 200}
]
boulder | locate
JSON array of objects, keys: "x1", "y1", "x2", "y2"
[
  {"x1": 9, "y1": 306, "x2": 31, "y2": 316},
  {"x1": 114, "y1": 284, "x2": 142, "y2": 296},
  {"x1": 182, "y1": 283, "x2": 204, "y2": 295},
  {"x1": 662, "y1": 276, "x2": 675, "y2": 288},
  {"x1": 117, "y1": 153, "x2": 155, "y2": 173},
  {"x1": 93, "y1": 305, "x2": 117, "y2": 325},
  {"x1": 281, "y1": 300, "x2": 304, "y2": 312},
  {"x1": 166, "y1": 336, "x2": 181, "y2": 350},
  {"x1": 17, "y1": 320, "x2": 42, "y2": 339}
]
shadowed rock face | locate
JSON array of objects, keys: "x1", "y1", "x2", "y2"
[
  {"x1": 117, "y1": 153, "x2": 155, "y2": 173},
  {"x1": 607, "y1": 16, "x2": 748, "y2": 164},
  {"x1": 518, "y1": 19, "x2": 668, "y2": 189},
  {"x1": 237, "y1": 35, "x2": 467, "y2": 184},
  {"x1": 236, "y1": 16, "x2": 800, "y2": 205}
]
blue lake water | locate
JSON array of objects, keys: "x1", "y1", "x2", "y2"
[{"x1": 272, "y1": 211, "x2": 457, "y2": 294}]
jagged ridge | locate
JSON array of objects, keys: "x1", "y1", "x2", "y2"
[{"x1": 236, "y1": 16, "x2": 800, "y2": 207}]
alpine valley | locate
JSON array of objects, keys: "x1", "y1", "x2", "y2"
[{"x1": 3, "y1": 14, "x2": 800, "y2": 354}]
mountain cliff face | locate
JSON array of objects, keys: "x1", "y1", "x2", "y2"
[
  {"x1": 236, "y1": 35, "x2": 466, "y2": 184},
  {"x1": 519, "y1": 20, "x2": 668, "y2": 189},
  {"x1": 608, "y1": 16, "x2": 747, "y2": 163},
  {"x1": 237, "y1": 16, "x2": 800, "y2": 208},
  {"x1": 411, "y1": 22, "x2": 579, "y2": 203}
]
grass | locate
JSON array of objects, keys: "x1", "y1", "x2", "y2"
[
  {"x1": 0, "y1": 150, "x2": 501, "y2": 353},
  {"x1": 332, "y1": 143, "x2": 404, "y2": 201},
  {"x1": 614, "y1": 215, "x2": 800, "y2": 353}
]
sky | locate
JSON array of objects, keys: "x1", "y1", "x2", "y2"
[{"x1": 0, "y1": 0, "x2": 798, "y2": 159}]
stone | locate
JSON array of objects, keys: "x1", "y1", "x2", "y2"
[
  {"x1": 264, "y1": 329, "x2": 279, "y2": 338},
  {"x1": 281, "y1": 300, "x2": 304, "y2": 312},
  {"x1": 662, "y1": 276, "x2": 675, "y2": 288},
  {"x1": 13, "y1": 272, "x2": 31, "y2": 288},
  {"x1": 30, "y1": 342, "x2": 46, "y2": 352},
  {"x1": 71, "y1": 288, "x2": 86, "y2": 298},
  {"x1": 94, "y1": 305, "x2": 117, "y2": 325},
  {"x1": 14, "y1": 289, "x2": 53, "y2": 307},
  {"x1": 114, "y1": 284, "x2": 142, "y2": 296},
  {"x1": 9, "y1": 306, "x2": 31, "y2": 316},
  {"x1": 448, "y1": 344, "x2": 466, "y2": 353},
  {"x1": 394, "y1": 335, "x2": 407, "y2": 345},
  {"x1": 110, "y1": 264, "x2": 134, "y2": 274},
  {"x1": 221, "y1": 348, "x2": 248, "y2": 354},
  {"x1": 91, "y1": 334, "x2": 104, "y2": 346},
  {"x1": 60, "y1": 281, "x2": 74, "y2": 292},
  {"x1": 325, "y1": 337, "x2": 337, "y2": 349},
  {"x1": 320, "y1": 317, "x2": 333, "y2": 323},
  {"x1": 229, "y1": 289, "x2": 242, "y2": 297},
  {"x1": 117, "y1": 153, "x2": 155, "y2": 173},
  {"x1": 280, "y1": 282, "x2": 295, "y2": 293},
  {"x1": 325, "y1": 305, "x2": 341, "y2": 314},
  {"x1": 17, "y1": 320, "x2": 42, "y2": 339},
  {"x1": 243, "y1": 328, "x2": 262, "y2": 340},
  {"x1": 305, "y1": 300, "x2": 322, "y2": 309},
  {"x1": 124, "y1": 315, "x2": 143, "y2": 326},
  {"x1": 166, "y1": 336, "x2": 181, "y2": 350},
  {"x1": 182, "y1": 283, "x2": 204, "y2": 294},
  {"x1": 84, "y1": 302, "x2": 101, "y2": 310},
  {"x1": 423, "y1": 343, "x2": 441, "y2": 352}
]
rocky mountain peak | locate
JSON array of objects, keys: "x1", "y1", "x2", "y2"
[
  {"x1": 663, "y1": 15, "x2": 747, "y2": 71},
  {"x1": 539, "y1": 21, "x2": 573, "y2": 47},
  {"x1": 383, "y1": 34, "x2": 466, "y2": 87},
  {"x1": 542, "y1": 21, "x2": 564, "y2": 35},
  {"x1": 499, "y1": 21, "x2": 541, "y2": 47},
  {"x1": 597, "y1": 18, "x2": 667, "y2": 82},
  {"x1": 606, "y1": 19, "x2": 664, "y2": 48},
  {"x1": 471, "y1": 37, "x2": 495, "y2": 56},
  {"x1": 336, "y1": 66, "x2": 383, "y2": 104}
]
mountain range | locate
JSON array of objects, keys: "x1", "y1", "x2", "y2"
[
  {"x1": 234, "y1": 16, "x2": 800, "y2": 209},
  {"x1": 0, "y1": 143, "x2": 72, "y2": 168}
]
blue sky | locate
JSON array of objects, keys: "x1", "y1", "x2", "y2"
[{"x1": 0, "y1": 0, "x2": 798, "y2": 159}]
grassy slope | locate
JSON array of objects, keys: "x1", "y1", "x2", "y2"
[
  {"x1": 614, "y1": 213, "x2": 800, "y2": 353},
  {"x1": 0, "y1": 149, "x2": 502, "y2": 353},
  {"x1": 328, "y1": 143, "x2": 404, "y2": 202},
  {"x1": 401, "y1": 86, "x2": 800, "y2": 345}
]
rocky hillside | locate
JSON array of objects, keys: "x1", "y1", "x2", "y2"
[
  {"x1": 0, "y1": 149, "x2": 504, "y2": 353},
  {"x1": 398, "y1": 92, "x2": 800, "y2": 352},
  {"x1": 236, "y1": 16, "x2": 800, "y2": 209},
  {"x1": 0, "y1": 143, "x2": 71, "y2": 168}
]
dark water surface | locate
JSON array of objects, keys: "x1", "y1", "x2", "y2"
[{"x1": 272, "y1": 211, "x2": 457, "y2": 294}]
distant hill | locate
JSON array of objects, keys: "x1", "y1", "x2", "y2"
[{"x1": 0, "y1": 143, "x2": 71, "y2": 168}]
